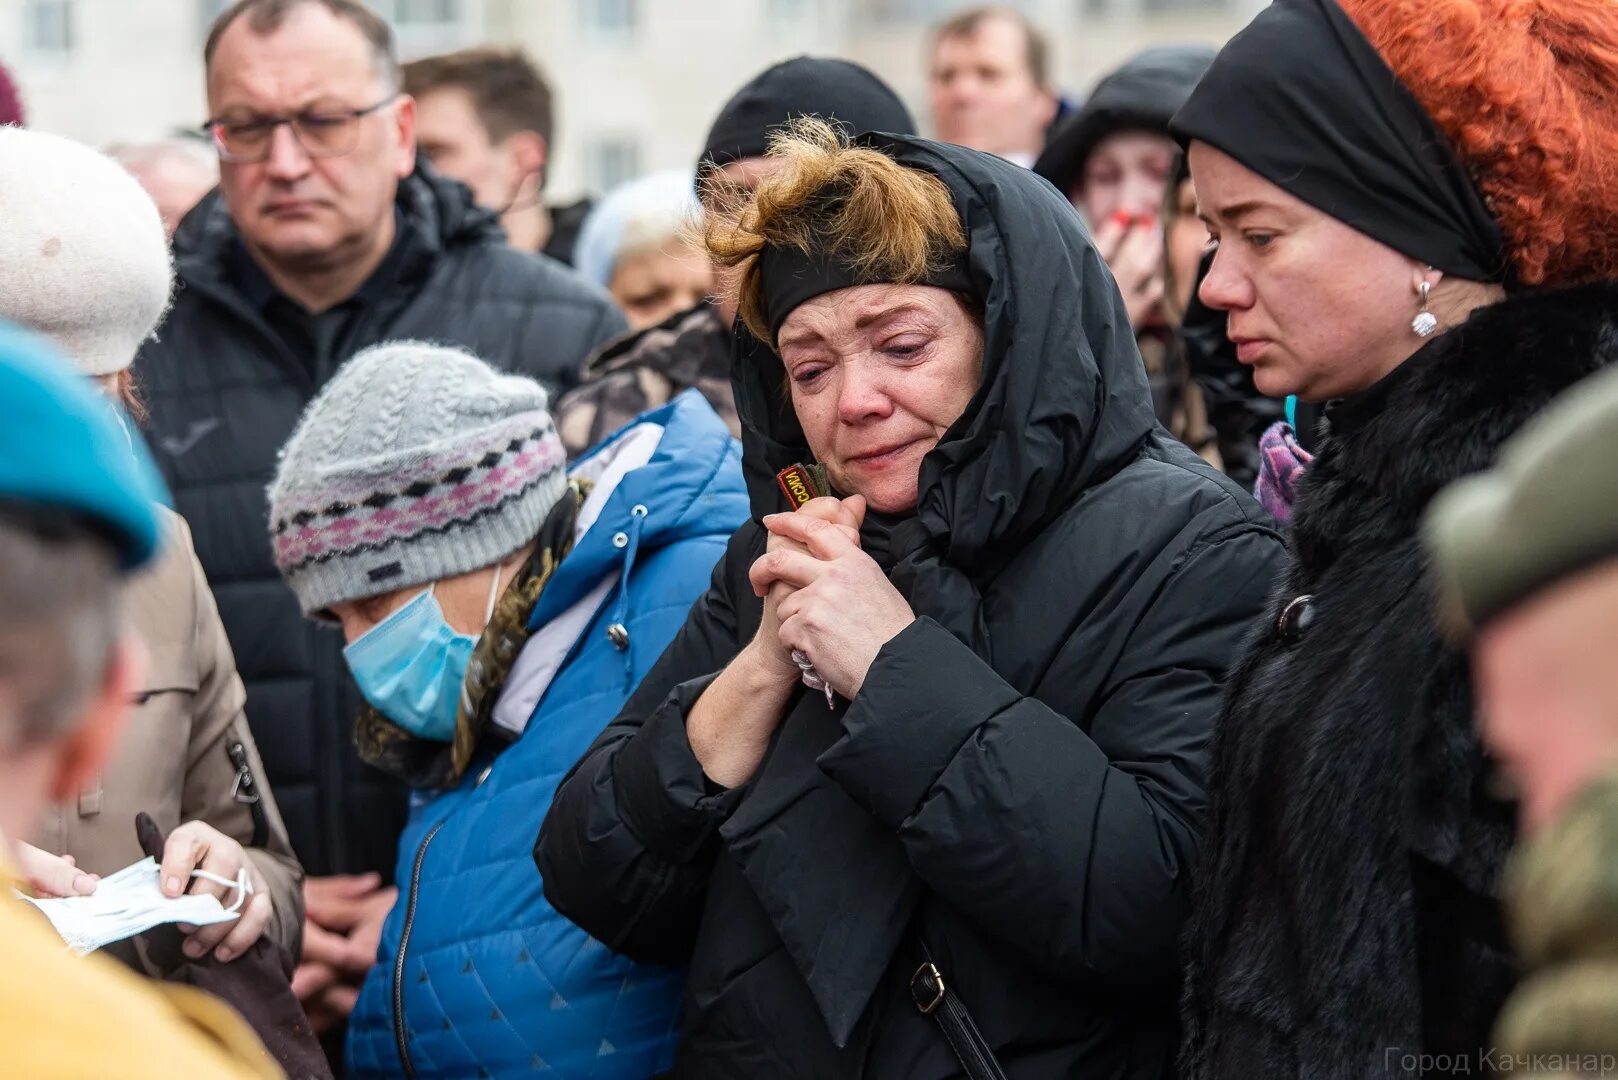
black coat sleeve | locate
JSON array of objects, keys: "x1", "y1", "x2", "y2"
[
  {"x1": 536, "y1": 527, "x2": 754, "y2": 965},
  {"x1": 818, "y1": 525, "x2": 1281, "y2": 990}
]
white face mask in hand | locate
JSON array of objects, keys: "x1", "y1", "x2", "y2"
[{"x1": 18, "y1": 856, "x2": 249, "y2": 956}]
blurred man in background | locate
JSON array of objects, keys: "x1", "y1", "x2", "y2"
[
  {"x1": 107, "y1": 138, "x2": 220, "y2": 238},
  {"x1": 1425, "y1": 363, "x2": 1618, "y2": 1069},
  {"x1": 133, "y1": 0, "x2": 624, "y2": 1045},
  {"x1": 928, "y1": 5, "x2": 1057, "y2": 167},
  {"x1": 404, "y1": 47, "x2": 591, "y2": 265}
]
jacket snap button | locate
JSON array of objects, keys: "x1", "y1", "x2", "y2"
[
  {"x1": 1277, "y1": 594, "x2": 1316, "y2": 642},
  {"x1": 612, "y1": 531, "x2": 629, "y2": 548},
  {"x1": 630, "y1": 504, "x2": 649, "y2": 518},
  {"x1": 606, "y1": 623, "x2": 630, "y2": 650}
]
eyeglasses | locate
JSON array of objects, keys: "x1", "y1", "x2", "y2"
[{"x1": 203, "y1": 96, "x2": 398, "y2": 164}]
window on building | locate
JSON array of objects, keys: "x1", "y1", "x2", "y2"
[
  {"x1": 26, "y1": 0, "x2": 74, "y2": 57},
  {"x1": 388, "y1": 0, "x2": 462, "y2": 26},
  {"x1": 199, "y1": 0, "x2": 231, "y2": 40},
  {"x1": 580, "y1": 0, "x2": 637, "y2": 40},
  {"x1": 1142, "y1": 0, "x2": 1229, "y2": 11},
  {"x1": 585, "y1": 136, "x2": 641, "y2": 194},
  {"x1": 867, "y1": 0, "x2": 1033, "y2": 24},
  {"x1": 1084, "y1": 0, "x2": 1230, "y2": 13},
  {"x1": 381, "y1": 0, "x2": 476, "y2": 56},
  {"x1": 766, "y1": 0, "x2": 811, "y2": 25},
  {"x1": 200, "y1": 0, "x2": 469, "y2": 45}
]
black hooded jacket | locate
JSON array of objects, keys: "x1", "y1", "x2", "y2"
[
  {"x1": 1034, "y1": 45, "x2": 1216, "y2": 199},
  {"x1": 135, "y1": 164, "x2": 626, "y2": 879},
  {"x1": 536, "y1": 137, "x2": 1282, "y2": 1077},
  {"x1": 1181, "y1": 283, "x2": 1618, "y2": 1077}
]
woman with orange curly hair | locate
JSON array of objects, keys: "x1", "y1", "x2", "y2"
[{"x1": 1171, "y1": 0, "x2": 1618, "y2": 1074}]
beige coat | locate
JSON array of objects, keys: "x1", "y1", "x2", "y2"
[{"x1": 29, "y1": 510, "x2": 303, "y2": 963}]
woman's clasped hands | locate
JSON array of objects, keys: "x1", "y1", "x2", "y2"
[{"x1": 751, "y1": 494, "x2": 916, "y2": 700}]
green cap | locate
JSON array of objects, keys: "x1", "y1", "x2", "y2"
[{"x1": 1424, "y1": 364, "x2": 1618, "y2": 634}]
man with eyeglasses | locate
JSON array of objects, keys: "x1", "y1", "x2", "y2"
[{"x1": 132, "y1": 0, "x2": 626, "y2": 1052}]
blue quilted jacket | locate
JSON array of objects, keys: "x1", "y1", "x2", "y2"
[{"x1": 346, "y1": 391, "x2": 748, "y2": 1078}]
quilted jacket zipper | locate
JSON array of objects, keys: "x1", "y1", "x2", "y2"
[{"x1": 393, "y1": 818, "x2": 447, "y2": 1079}]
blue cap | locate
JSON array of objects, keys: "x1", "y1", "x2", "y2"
[{"x1": 0, "y1": 322, "x2": 169, "y2": 571}]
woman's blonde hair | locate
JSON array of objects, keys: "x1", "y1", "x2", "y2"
[{"x1": 703, "y1": 117, "x2": 967, "y2": 343}]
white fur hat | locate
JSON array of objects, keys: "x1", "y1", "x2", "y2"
[{"x1": 0, "y1": 126, "x2": 173, "y2": 375}]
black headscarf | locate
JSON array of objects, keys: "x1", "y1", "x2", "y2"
[
  {"x1": 1170, "y1": 0, "x2": 1509, "y2": 283},
  {"x1": 721, "y1": 137, "x2": 1158, "y2": 1044},
  {"x1": 757, "y1": 237, "x2": 975, "y2": 344},
  {"x1": 697, "y1": 57, "x2": 916, "y2": 178},
  {"x1": 1034, "y1": 44, "x2": 1216, "y2": 199}
]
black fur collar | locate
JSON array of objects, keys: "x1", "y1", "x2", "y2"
[{"x1": 1294, "y1": 282, "x2": 1618, "y2": 564}]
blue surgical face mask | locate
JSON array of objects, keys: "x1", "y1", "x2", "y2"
[{"x1": 343, "y1": 567, "x2": 503, "y2": 742}]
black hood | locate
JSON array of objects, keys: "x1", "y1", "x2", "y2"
[
  {"x1": 171, "y1": 156, "x2": 503, "y2": 291},
  {"x1": 733, "y1": 133, "x2": 1156, "y2": 573},
  {"x1": 1034, "y1": 45, "x2": 1216, "y2": 199}
]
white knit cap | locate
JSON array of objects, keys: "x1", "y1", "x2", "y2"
[{"x1": 0, "y1": 127, "x2": 173, "y2": 375}]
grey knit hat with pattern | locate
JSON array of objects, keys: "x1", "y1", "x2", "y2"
[{"x1": 268, "y1": 341, "x2": 568, "y2": 618}]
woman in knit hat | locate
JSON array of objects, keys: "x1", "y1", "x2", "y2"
[
  {"x1": 267, "y1": 342, "x2": 747, "y2": 1078},
  {"x1": 0, "y1": 125, "x2": 303, "y2": 974},
  {"x1": 1171, "y1": 1, "x2": 1618, "y2": 1074}
]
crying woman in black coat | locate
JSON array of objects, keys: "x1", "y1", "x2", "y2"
[
  {"x1": 1172, "y1": 0, "x2": 1618, "y2": 1076},
  {"x1": 536, "y1": 118, "x2": 1282, "y2": 1078}
]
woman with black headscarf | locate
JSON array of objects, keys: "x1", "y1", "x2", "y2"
[
  {"x1": 536, "y1": 120, "x2": 1281, "y2": 1078},
  {"x1": 1171, "y1": 0, "x2": 1618, "y2": 1074}
]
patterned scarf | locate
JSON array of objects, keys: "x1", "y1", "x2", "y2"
[
  {"x1": 1254, "y1": 420, "x2": 1315, "y2": 524},
  {"x1": 353, "y1": 480, "x2": 587, "y2": 789}
]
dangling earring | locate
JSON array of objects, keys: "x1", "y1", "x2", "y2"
[{"x1": 1412, "y1": 280, "x2": 1438, "y2": 338}]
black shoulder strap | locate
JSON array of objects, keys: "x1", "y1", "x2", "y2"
[{"x1": 908, "y1": 935, "x2": 1011, "y2": 1080}]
